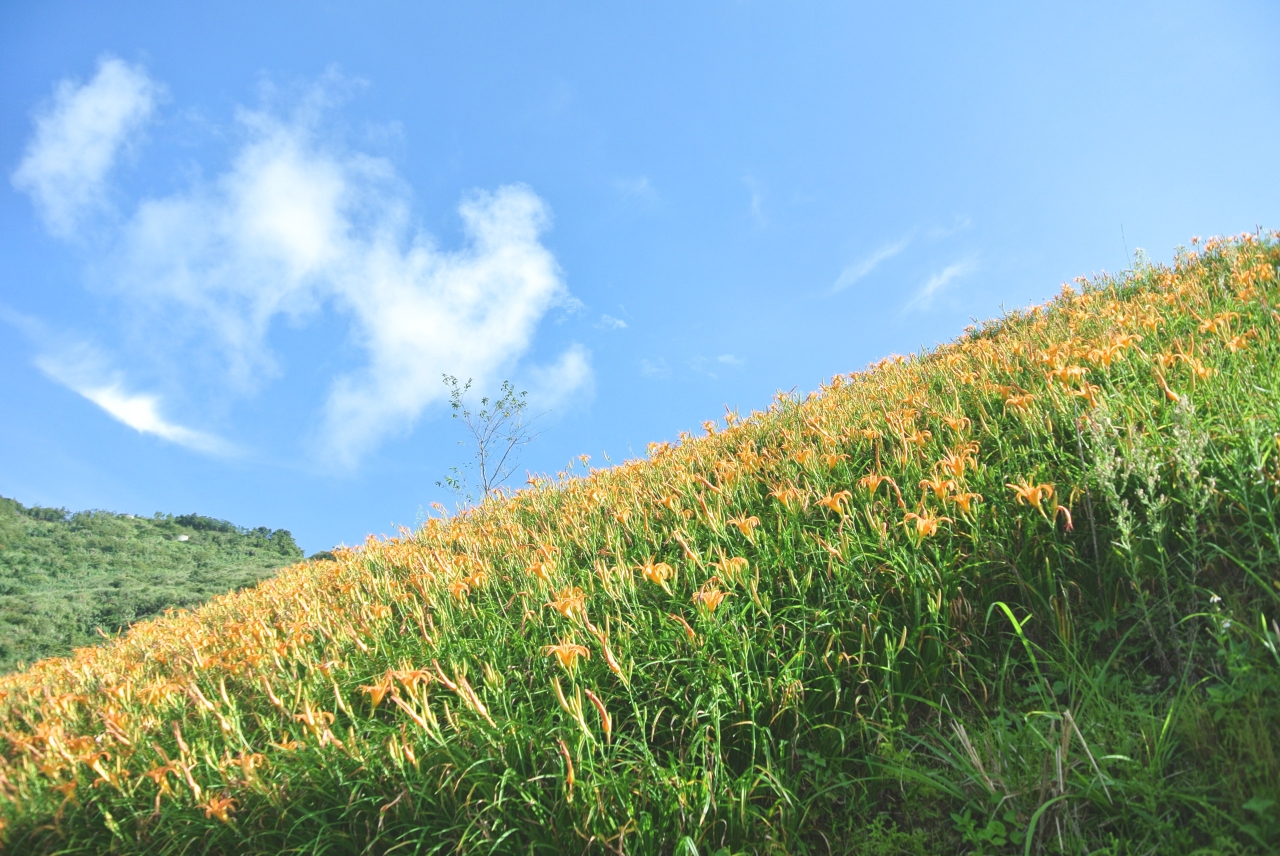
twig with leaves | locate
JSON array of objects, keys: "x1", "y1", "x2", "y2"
[{"x1": 437, "y1": 375, "x2": 541, "y2": 504}]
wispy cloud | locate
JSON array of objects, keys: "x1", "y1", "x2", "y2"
[
  {"x1": 925, "y1": 215, "x2": 972, "y2": 239},
  {"x1": 554, "y1": 295, "x2": 586, "y2": 322},
  {"x1": 16, "y1": 67, "x2": 582, "y2": 468},
  {"x1": 639, "y1": 358, "x2": 669, "y2": 378},
  {"x1": 614, "y1": 176, "x2": 658, "y2": 206},
  {"x1": 524, "y1": 344, "x2": 593, "y2": 412},
  {"x1": 34, "y1": 343, "x2": 233, "y2": 455},
  {"x1": 597, "y1": 314, "x2": 627, "y2": 330},
  {"x1": 11, "y1": 55, "x2": 161, "y2": 237},
  {"x1": 831, "y1": 237, "x2": 911, "y2": 293},
  {"x1": 903, "y1": 258, "x2": 978, "y2": 313},
  {"x1": 688, "y1": 353, "x2": 746, "y2": 379}
]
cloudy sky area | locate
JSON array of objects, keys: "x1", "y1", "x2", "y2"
[{"x1": 2, "y1": 3, "x2": 1278, "y2": 552}]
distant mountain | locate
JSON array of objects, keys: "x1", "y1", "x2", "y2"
[{"x1": 0, "y1": 497, "x2": 303, "y2": 672}]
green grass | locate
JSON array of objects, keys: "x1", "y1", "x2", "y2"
[
  {"x1": 0, "y1": 498, "x2": 304, "y2": 672},
  {"x1": 0, "y1": 235, "x2": 1278, "y2": 854}
]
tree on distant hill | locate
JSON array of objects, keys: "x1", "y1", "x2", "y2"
[{"x1": 436, "y1": 375, "x2": 540, "y2": 504}]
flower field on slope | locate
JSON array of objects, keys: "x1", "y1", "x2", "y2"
[{"x1": 2, "y1": 235, "x2": 1279, "y2": 854}]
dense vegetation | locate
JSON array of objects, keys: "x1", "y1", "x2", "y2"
[
  {"x1": 1, "y1": 234, "x2": 1278, "y2": 854},
  {"x1": 0, "y1": 498, "x2": 303, "y2": 673}
]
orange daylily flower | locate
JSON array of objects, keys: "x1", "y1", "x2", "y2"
[
  {"x1": 1086, "y1": 345, "x2": 1121, "y2": 368},
  {"x1": 903, "y1": 512, "x2": 951, "y2": 538},
  {"x1": 1004, "y1": 393, "x2": 1035, "y2": 413},
  {"x1": 716, "y1": 555, "x2": 749, "y2": 583},
  {"x1": 817, "y1": 490, "x2": 852, "y2": 516},
  {"x1": 858, "y1": 472, "x2": 905, "y2": 507},
  {"x1": 901, "y1": 429, "x2": 933, "y2": 449},
  {"x1": 918, "y1": 477, "x2": 956, "y2": 502},
  {"x1": 142, "y1": 762, "x2": 180, "y2": 793},
  {"x1": 544, "y1": 639, "x2": 591, "y2": 671},
  {"x1": 1198, "y1": 310, "x2": 1239, "y2": 335},
  {"x1": 934, "y1": 446, "x2": 978, "y2": 478},
  {"x1": 358, "y1": 672, "x2": 395, "y2": 708},
  {"x1": 726, "y1": 515, "x2": 760, "y2": 538},
  {"x1": 1184, "y1": 357, "x2": 1214, "y2": 381},
  {"x1": 1006, "y1": 480, "x2": 1055, "y2": 513},
  {"x1": 715, "y1": 459, "x2": 741, "y2": 485},
  {"x1": 859, "y1": 472, "x2": 892, "y2": 493},
  {"x1": 448, "y1": 579, "x2": 471, "y2": 602},
  {"x1": 548, "y1": 587, "x2": 588, "y2": 621},
  {"x1": 1046, "y1": 365, "x2": 1088, "y2": 385},
  {"x1": 1072, "y1": 382, "x2": 1102, "y2": 408},
  {"x1": 822, "y1": 452, "x2": 850, "y2": 468},
  {"x1": 232, "y1": 752, "x2": 265, "y2": 783},
  {"x1": 692, "y1": 583, "x2": 730, "y2": 612},
  {"x1": 769, "y1": 485, "x2": 805, "y2": 511},
  {"x1": 202, "y1": 794, "x2": 238, "y2": 823},
  {"x1": 389, "y1": 666, "x2": 434, "y2": 693},
  {"x1": 737, "y1": 443, "x2": 763, "y2": 468},
  {"x1": 294, "y1": 700, "x2": 335, "y2": 733},
  {"x1": 947, "y1": 492, "x2": 984, "y2": 515},
  {"x1": 1225, "y1": 332, "x2": 1254, "y2": 353},
  {"x1": 890, "y1": 407, "x2": 919, "y2": 427},
  {"x1": 638, "y1": 558, "x2": 674, "y2": 592}
]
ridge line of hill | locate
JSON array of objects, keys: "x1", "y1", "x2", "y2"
[{"x1": 2, "y1": 233, "x2": 1278, "y2": 853}]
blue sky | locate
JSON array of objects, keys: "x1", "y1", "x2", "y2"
[{"x1": 2, "y1": 2, "x2": 1278, "y2": 553}]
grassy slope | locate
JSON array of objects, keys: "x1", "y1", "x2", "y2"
[
  {"x1": 1, "y1": 235, "x2": 1279, "y2": 854},
  {"x1": 0, "y1": 500, "x2": 303, "y2": 673}
]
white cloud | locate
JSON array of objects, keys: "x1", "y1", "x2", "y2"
[
  {"x1": 555, "y1": 294, "x2": 586, "y2": 322},
  {"x1": 903, "y1": 258, "x2": 978, "y2": 313},
  {"x1": 524, "y1": 344, "x2": 593, "y2": 412},
  {"x1": 34, "y1": 344, "x2": 232, "y2": 455},
  {"x1": 597, "y1": 314, "x2": 627, "y2": 330},
  {"x1": 640, "y1": 358, "x2": 669, "y2": 378},
  {"x1": 78, "y1": 386, "x2": 230, "y2": 454},
  {"x1": 97, "y1": 84, "x2": 574, "y2": 468},
  {"x1": 11, "y1": 56, "x2": 160, "y2": 237},
  {"x1": 14, "y1": 70, "x2": 581, "y2": 467},
  {"x1": 614, "y1": 176, "x2": 658, "y2": 206},
  {"x1": 717, "y1": 354, "x2": 744, "y2": 366},
  {"x1": 831, "y1": 237, "x2": 910, "y2": 293}
]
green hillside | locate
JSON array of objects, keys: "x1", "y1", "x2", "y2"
[
  {"x1": 0, "y1": 498, "x2": 303, "y2": 673},
  {"x1": 1, "y1": 234, "x2": 1278, "y2": 854}
]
